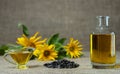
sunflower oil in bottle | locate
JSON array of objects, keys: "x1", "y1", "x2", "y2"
[{"x1": 90, "y1": 16, "x2": 116, "y2": 69}]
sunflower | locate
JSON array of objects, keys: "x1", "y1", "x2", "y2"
[
  {"x1": 16, "y1": 32, "x2": 47, "y2": 48},
  {"x1": 33, "y1": 43, "x2": 58, "y2": 61},
  {"x1": 64, "y1": 38, "x2": 83, "y2": 58}
]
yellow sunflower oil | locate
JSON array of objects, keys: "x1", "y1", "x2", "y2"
[
  {"x1": 90, "y1": 16, "x2": 116, "y2": 69},
  {"x1": 10, "y1": 51, "x2": 32, "y2": 65},
  {"x1": 90, "y1": 34, "x2": 116, "y2": 65}
]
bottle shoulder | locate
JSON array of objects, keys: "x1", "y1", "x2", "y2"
[
  {"x1": 92, "y1": 26, "x2": 115, "y2": 34},
  {"x1": 91, "y1": 32, "x2": 115, "y2": 35}
]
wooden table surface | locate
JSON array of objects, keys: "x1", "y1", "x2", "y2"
[{"x1": 0, "y1": 51, "x2": 120, "y2": 74}]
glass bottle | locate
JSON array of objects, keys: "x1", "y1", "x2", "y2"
[{"x1": 90, "y1": 16, "x2": 116, "y2": 69}]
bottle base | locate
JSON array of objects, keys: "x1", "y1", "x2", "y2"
[{"x1": 91, "y1": 62, "x2": 115, "y2": 69}]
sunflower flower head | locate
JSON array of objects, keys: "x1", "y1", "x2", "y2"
[
  {"x1": 16, "y1": 32, "x2": 47, "y2": 48},
  {"x1": 33, "y1": 43, "x2": 58, "y2": 61},
  {"x1": 64, "y1": 38, "x2": 83, "y2": 58}
]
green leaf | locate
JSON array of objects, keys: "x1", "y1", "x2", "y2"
[
  {"x1": 57, "y1": 48, "x2": 66, "y2": 60},
  {"x1": 57, "y1": 49, "x2": 66, "y2": 60},
  {"x1": 66, "y1": 54, "x2": 71, "y2": 58},
  {"x1": 18, "y1": 23, "x2": 29, "y2": 36},
  {"x1": 0, "y1": 45, "x2": 9, "y2": 55},
  {"x1": 58, "y1": 38, "x2": 66, "y2": 44},
  {"x1": 47, "y1": 33, "x2": 59, "y2": 45},
  {"x1": 57, "y1": 55, "x2": 64, "y2": 60},
  {"x1": 54, "y1": 43, "x2": 63, "y2": 51}
]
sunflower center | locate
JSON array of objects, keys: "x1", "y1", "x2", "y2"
[
  {"x1": 29, "y1": 42, "x2": 36, "y2": 48},
  {"x1": 70, "y1": 46, "x2": 75, "y2": 51},
  {"x1": 44, "y1": 50, "x2": 50, "y2": 57}
]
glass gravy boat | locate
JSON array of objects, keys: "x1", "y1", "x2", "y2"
[{"x1": 3, "y1": 47, "x2": 34, "y2": 69}]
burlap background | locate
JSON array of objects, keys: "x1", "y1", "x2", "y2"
[{"x1": 0, "y1": 0, "x2": 120, "y2": 50}]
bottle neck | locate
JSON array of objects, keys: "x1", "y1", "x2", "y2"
[
  {"x1": 98, "y1": 16, "x2": 109, "y2": 27},
  {"x1": 95, "y1": 16, "x2": 110, "y2": 34}
]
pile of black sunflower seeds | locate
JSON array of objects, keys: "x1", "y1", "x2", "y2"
[{"x1": 44, "y1": 59, "x2": 79, "y2": 69}]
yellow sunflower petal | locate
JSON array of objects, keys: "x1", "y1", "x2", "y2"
[
  {"x1": 16, "y1": 32, "x2": 46, "y2": 48},
  {"x1": 64, "y1": 38, "x2": 83, "y2": 58},
  {"x1": 70, "y1": 38, "x2": 74, "y2": 43},
  {"x1": 23, "y1": 34, "x2": 29, "y2": 41},
  {"x1": 48, "y1": 45, "x2": 55, "y2": 49},
  {"x1": 48, "y1": 56, "x2": 56, "y2": 60},
  {"x1": 31, "y1": 36, "x2": 41, "y2": 43},
  {"x1": 30, "y1": 32, "x2": 39, "y2": 41},
  {"x1": 33, "y1": 49, "x2": 40, "y2": 57},
  {"x1": 70, "y1": 52, "x2": 74, "y2": 58},
  {"x1": 17, "y1": 37, "x2": 28, "y2": 46},
  {"x1": 38, "y1": 54, "x2": 44, "y2": 60},
  {"x1": 36, "y1": 43, "x2": 57, "y2": 61}
]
